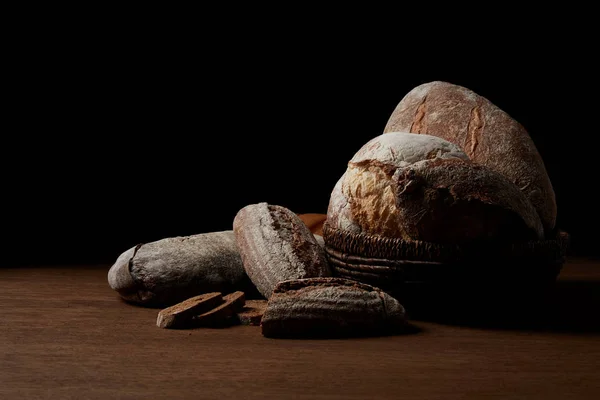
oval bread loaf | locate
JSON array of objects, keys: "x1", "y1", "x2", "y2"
[
  {"x1": 260, "y1": 277, "x2": 407, "y2": 338},
  {"x1": 233, "y1": 203, "x2": 331, "y2": 299},
  {"x1": 107, "y1": 231, "x2": 254, "y2": 306}
]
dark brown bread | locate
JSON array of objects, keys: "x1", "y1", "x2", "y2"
[
  {"x1": 156, "y1": 293, "x2": 223, "y2": 329},
  {"x1": 236, "y1": 300, "x2": 268, "y2": 326},
  {"x1": 260, "y1": 277, "x2": 407, "y2": 338},
  {"x1": 233, "y1": 203, "x2": 331, "y2": 299},
  {"x1": 193, "y1": 291, "x2": 246, "y2": 327},
  {"x1": 383, "y1": 81, "x2": 556, "y2": 235},
  {"x1": 107, "y1": 231, "x2": 255, "y2": 307}
]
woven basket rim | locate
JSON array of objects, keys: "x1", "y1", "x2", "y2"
[{"x1": 322, "y1": 222, "x2": 570, "y2": 264}]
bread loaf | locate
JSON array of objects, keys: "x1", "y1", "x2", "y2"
[
  {"x1": 260, "y1": 277, "x2": 407, "y2": 338},
  {"x1": 326, "y1": 132, "x2": 543, "y2": 244},
  {"x1": 233, "y1": 203, "x2": 331, "y2": 299},
  {"x1": 383, "y1": 81, "x2": 556, "y2": 235},
  {"x1": 328, "y1": 133, "x2": 469, "y2": 236},
  {"x1": 391, "y1": 157, "x2": 543, "y2": 244},
  {"x1": 107, "y1": 231, "x2": 254, "y2": 306}
]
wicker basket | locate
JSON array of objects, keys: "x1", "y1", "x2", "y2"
[{"x1": 323, "y1": 222, "x2": 570, "y2": 292}]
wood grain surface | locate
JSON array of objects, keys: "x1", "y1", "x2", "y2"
[{"x1": 1, "y1": 259, "x2": 599, "y2": 399}]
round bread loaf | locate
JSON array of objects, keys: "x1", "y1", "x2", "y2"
[
  {"x1": 327, "y1": 132, "x2": 469, "y2": 236},
  {"x1": 383, "y1": 81, "x2": 556, "y2": 235},
  {"x1": 328, "y1": 132, "x2": 543, "y2": 243}
]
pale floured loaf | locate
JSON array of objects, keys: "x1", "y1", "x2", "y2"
[
  {"x1": 326, "y1": 132, "x2": 543, "y2": 244},
  {"x1": 108, "y1": 231, "x2": 254, "y2": 306}
]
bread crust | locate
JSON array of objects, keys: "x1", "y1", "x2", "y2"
[
  {"x1": 260, "y1": 277, "x2": 406, "y2": 338},
  {"x1": 233, "y1": 203, "x2": 331, "y2": 299},
  {"x1": 391, "y1": 158, "x2": 544, "y2": 243},
  {"x1": 107, "y1": 231, "x2": 251, "y2": 306},
  {"x1": 383, "y1": 81, "x2": 556, "y2": 234},
  {"x1": 326, "y1": 132, "x2": 543, "y2": 244}
]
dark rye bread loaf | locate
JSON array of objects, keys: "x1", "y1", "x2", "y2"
[
  {"x1": 260, "y1": 277, "x2": 407, "y2": 338},
  {"x1": 327, "y1": 132, "x2": 543, "y2": 244},
  {"x1": 383, "y1": 81, "x2": 556, "y2": 235},
  {"x1": 233, "y1": 203, "x2": 331, "y2": 299},
  {"x1": 107, "y1": 231, "x2": 255, "y2": 307}
]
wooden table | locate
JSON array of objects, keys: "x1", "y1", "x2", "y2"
[{"x1": 1, "y1": 259, "x2": 599, "y2": 399}]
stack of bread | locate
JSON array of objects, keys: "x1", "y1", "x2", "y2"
[{"x1": 107, "y1": 81, "x2": 569, "y2": 335}]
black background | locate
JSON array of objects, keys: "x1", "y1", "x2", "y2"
[{"x1": 3, "y1": 15, "x2": 598, "y2": 266}]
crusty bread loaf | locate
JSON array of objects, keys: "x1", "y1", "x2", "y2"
[
  {"x1": 391, "y1": 157, "x2": 543, "y2": 243},
  {"x1": 260, "y1": 277, "x2": 407, "y2": 338},
  {"x1": 107, "y1": 231, "x2": 254, "y2": 306},
  {"x1": 233, "y1": 203, "x2": 331, "y2": 299},
  {"x1": 383, "y1": 81, "x2": 556, "y2": 235},
  {"x1": 326, "y1": 132, "x2": 543, "y2": 244},
  {"x1": 328, "y1": 133, "x2": 469, "y2": 235}
]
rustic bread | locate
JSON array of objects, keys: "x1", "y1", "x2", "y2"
[
  {"x1": 391, "y1": 157, "x2": 543, "y2": 243},
  {"x1": 327, "y1": 132, "x2": 469, "y2": 236},
  {"x1": 233, "y1": 203, "x2": 331, "y2": 299},
  {"x1": 326, "y1": 132, "x2": 543, "y2": 244},
  {"x1": 383, "y1": 81, "x2": 556, "y2": 235},
  {"x1": 107, "y1": 231, "x2": 254, "y2": 306},
  {"x1": 328, "y1": 132, "x2": 543, "y2": 244},
  {"x1": 260, "y1": 277, "x2": 407, "y2": 338}
]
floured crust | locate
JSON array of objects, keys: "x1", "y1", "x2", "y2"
[
  {"x1": 393, "y1": 158, "x2": 544, "y2": 243},
  {"x1": 383, "y1": 81, "x2": 556, "y2": 235},
  {"x1": 233, "y1": 203, "x2": 331, "y2": 299},
  {"x1": 350, "y1": 132, "x2": 469, "y2": 166},
  {"x1": 328, "y1": 132, "x2": 470, "y2": 239},
  {"x1": 327, "y1": 132, "x2": 543, "y2": 243},
  {"x1": 326, "y1": 173, "x2": 361, "y2": 234},
  {"x1": 107, "y1": 231, "x2": 251, "y2": 306},
  {"x1": 261, "y1": 277, "x2": 407, "y2": 338}
]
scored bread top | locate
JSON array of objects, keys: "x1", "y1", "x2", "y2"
[
  {"x1": 233, "y1": 203, "x2": 331, "y2": 299},
  {"x1": 383, "y1": 81, "x2": 556, "y2": 235},
  {"x1": 327, "y1": 132, "x2": 544, "y2": 244}
]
